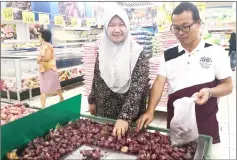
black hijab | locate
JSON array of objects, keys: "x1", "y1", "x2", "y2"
[{"x1": 229, "y1": 32, "x2": 236, "y2": 54}]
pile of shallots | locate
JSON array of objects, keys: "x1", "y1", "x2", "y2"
[
  {"x1": 1, "y1": 104, "x2": 36, "y2": 125},
  {"x1": 18, "y1": 119, "x2": 197, "y2": 160}
]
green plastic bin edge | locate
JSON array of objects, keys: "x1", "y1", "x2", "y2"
[
  {"x1": 1, "y1": 94, "x2": 82, "y2": 159},
  {"x1": 1, "y1": 94, "x2": 212, "y2": 160}
]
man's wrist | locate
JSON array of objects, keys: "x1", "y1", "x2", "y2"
[{"x1": 207, "y1": 88, "x2": 212, "y2": 99}]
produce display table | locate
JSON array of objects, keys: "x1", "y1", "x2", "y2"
[{"x1": 1, "y1": 95, "x2": 212, "y2": 160}]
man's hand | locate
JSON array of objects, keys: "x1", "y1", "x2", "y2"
[
  {"x1": 136, "y1": 111, "x2": 154, "y2": 131},
  {"x1": 194, "y1": 88, "x2": 210, "y2": 105},
  {"x1": 88, "y1": 104, "x2": 96, "y2": 115},
  {"x1": 113, "y1": 119, "x2": 128, "y2": 139}
]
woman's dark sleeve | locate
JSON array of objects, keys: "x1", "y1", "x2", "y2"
[
  {"x1": 118, "y1": 52, "x2": 149, "y2": 121},
  {"x1": 88, "y1": 56, "x2": 99, "y2": 104},
  {"x1": 229, "y1": 40, "x2": 236, "y2": 56}
]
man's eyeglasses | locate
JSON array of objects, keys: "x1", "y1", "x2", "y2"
[{"x1": 170, "y1": 22, "x2": 196, "y2": 34}]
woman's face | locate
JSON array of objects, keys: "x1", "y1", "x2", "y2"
[{"x1": 107, "y1": 16, "x2": 128, "y2": 43}]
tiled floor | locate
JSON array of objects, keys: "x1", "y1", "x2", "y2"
[{"x1": 21, "y1": 71, "x2": 236, "y2": 159}]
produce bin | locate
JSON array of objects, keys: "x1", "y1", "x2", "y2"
[{"x1": 1, "y1": 94, "x2": 212, "y2": 160}]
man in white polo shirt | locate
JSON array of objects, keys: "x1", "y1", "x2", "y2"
[{"x1": 137, "y1": 2, "x2": 233, "y2": 144}]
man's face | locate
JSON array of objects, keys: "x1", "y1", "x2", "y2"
[{"x1": 171, "y1": 11, "x2": 200, "y2": 45}]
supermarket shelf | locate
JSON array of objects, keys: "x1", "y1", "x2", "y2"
[
  {"x1": 1, "y1": 49, "x2": 73, "y2": 56},
  {"x1": 1, "y1": 76, "x2": 16, "y2": 80},
  {"x1": 1, "y1": 76, "x2": 84, "y2": 102},
  {"x1": 208, "y1": 28, "x2": 235, "y2": 32},
  {"x1": 21, "y1": 72, "x2": 39, "y2": 80},
  {"x1": 58, "y1": 65, "x2": 83, "y2": 72},
  {"x1": 3, "y1": 40, "x2": 40, "y2": 44},
  {"x1": 62, "y1": 38, "x2": 97, "y2": 41},
  {"x1": 131, "y1": 25, "x2": 154, "y2": 28},
  {"x1": 64, "y1": 27, "x2": 91, "y2": 31},
  {"x1": 20, "y1": 65, "x2": 83, "y2": 80},
  {"x1": 61, "y1": 43, "x2": 85, "y2": 46},
  {"x1": 2, "y1": 65, "x2": 83, "y2": 80}
]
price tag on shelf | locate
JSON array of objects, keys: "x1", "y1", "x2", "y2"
[
  {"x1": 3, "y1": 8, "x2": 13, "y2": 20},
  {"x1": 71, "y1": 18, "x2": 78, "y2": 26},
  {"x1": 159, "y1": 26, "x2": 165, "y2": 32},
  {"x1": 90, "y1": 18, "x2": 96, "y2": 26},
  {"x1": 196, "y1": 2, "x2": 206, "y2": 10},
  {"x1": 98, "y1": 24, "x2": 102, "y2": 28},
  {"x1": 54, "y1": 15, "x2": 65, "y2": 26},
  {"x1": 22, "y1": 11, "x2": 35, "y2": 23},
  {"x1": 86, "y1": 18, "x2": 96, "y2": 27},
  {"x1": 81, "y1": 31, "x2": 87, "y2": 37},
  {"x1": 39, "y1": 13, "x2": 50, "y2": 24},
  {"x1": 86, "y1": 19, "x2": 91, "y2": 27}
]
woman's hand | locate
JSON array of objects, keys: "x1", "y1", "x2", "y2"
[
  {"x1": 37, "y1": 56, "x2": 42, "y2": 63},
  {"x1": 88, "y1": 104, "x2": 96, "y2": 115},
  {"x1": 113, "y1": 119, "x2": 129, "y2": 139}
]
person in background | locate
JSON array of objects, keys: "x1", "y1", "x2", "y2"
[
  {"x1": 229, "y1": 32, "x2": 236, "y2": 71},
  {"x1": 137, "y1": 2, "x2": 232, "y2": 146},
  {"x1": 88, "y1": 7, "x2": 149, "y2": 139},
  {"x1": 37, "y1": 29, "x2": 64, "y2": 108}
]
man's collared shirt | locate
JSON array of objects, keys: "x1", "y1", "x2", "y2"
[{"x1": 158, "y1": 39, "x2": 232, "y2": 94}]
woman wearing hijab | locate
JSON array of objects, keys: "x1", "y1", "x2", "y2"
[
  {"x1": 229, "y1": 32, "x2": 236, "y2": 71},
  {"x1": 88, "y1": 7, "x2": 149, "y2": 138}
]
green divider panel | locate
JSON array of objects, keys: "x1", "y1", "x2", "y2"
[{"x1": 1, "y1": 94, "x2": 82, "y2": 159}]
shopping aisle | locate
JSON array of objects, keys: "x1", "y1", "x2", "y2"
[{"x1": 21, "y1": 85, "x2": 85, "y2": 109}]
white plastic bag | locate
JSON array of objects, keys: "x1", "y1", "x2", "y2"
[{"x1": 170, "y1": 95, "x2": 199, "y2": 146}]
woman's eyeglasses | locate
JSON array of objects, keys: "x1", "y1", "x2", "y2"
[{"x1": 170, "y1": 22, "x2": 196, "y2": 34}]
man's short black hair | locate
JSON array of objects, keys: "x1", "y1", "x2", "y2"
[
  {"x1": 39, "y1": 29, "x2": 51, "y2": 43},
  {"x1": 172, "y1": 2, "x2": 201, "y2": 22}
]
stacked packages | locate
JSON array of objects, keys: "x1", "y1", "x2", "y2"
[
  {"x1": 81, "y1": 42, "x2": 99, "y2": 96},
  {"x1": 158, "y1": 31, "x2": 179, "y2": 50},
  {"x1": 149, "y1": 57, "x2": 169, "y2": 108},
  {"x1": 151, "y1": 35, "x2": 164, "y2": 57},
  {"x1": 148, "y1": 32, "x2": 178, "y2": 110},
  {"x1": 131, "y1": 27, "x2": 155, "y2": 58}
]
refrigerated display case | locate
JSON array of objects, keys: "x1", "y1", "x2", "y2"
[
  {"x1": 1, "y1": 49, "x2": 84, "y2": 102},
  {"x1": 1, "y1": 56, "x2": 38, "y2": 102}
]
